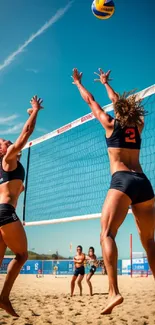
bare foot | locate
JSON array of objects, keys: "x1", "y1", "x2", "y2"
[
  {"x1": 0, "y1": 297, "x2": 19, "y2": 317},
  {"x1": 101, "y1": 294, "x2": 124, "y2": 315}
]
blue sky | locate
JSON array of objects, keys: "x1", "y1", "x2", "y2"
[{"x1": 0, "y1": 0, "x2": 155, "y2": 258}]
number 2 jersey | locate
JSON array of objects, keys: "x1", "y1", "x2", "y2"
[{"x1": 105, "y1": 119, "x2": 141, "y2": 149}]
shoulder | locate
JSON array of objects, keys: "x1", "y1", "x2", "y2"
[{"x1": 99, "y1": 112, "x2": 115, "y2": 130}]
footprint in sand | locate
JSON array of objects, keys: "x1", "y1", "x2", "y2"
[
  {"x1": 75, "y1": 312, "x2": 81, "y2": 316},
  {"x1": 30, "y1": 309, "x2": 40, "y2": 316},
  {"x1": 56, "y1": 310, "x2": 63, "y2": 315},
  {"x1": 120, "y1": 318, "x2": 127, "y2": 323},
  {"x1": 2, "y1": 315, "x2": 10, "y2": 319}
]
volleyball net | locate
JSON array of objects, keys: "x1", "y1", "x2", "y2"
[{"x1": 20, "y1": 84, "x2": 155, "y2": 226}]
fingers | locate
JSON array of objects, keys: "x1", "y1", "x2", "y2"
[
  {"x1": 94, "y1": 72, "x2": 100, "y2": 77},
  {"x1": 30, "y1": 96, "x2": 43, "y2": 104},
  {"x1": 99, "y1": 68, "x2": 104, "y2": 74},
  {"x1": 106, "y1": 70, "x2": 111, "y2": 76},
  {"x1": 94, "y1": 78, "x2": 100, "y2": 82},
  {"x1": 38, "y1": 98, "x2": 43, "y2": 104}
]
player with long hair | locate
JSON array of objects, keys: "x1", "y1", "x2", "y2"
[
  {"x1": 0, "y1": 96, "x2": 43, "y2": 317},
  {"x1": 72, "y1": 68, "x2": 155, "y2": 314}
]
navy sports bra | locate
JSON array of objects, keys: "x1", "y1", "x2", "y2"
[
  {"x1": 106, "y1": 119, "x2": 141, "y2": 149},
  {"x1": 0, "y1": 159, "x2": 25, "y2": 185}
]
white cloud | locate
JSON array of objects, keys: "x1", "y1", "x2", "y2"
[
  {"x1": 0, "y1": 123, "x2": 24, "y2": 135},
  {"x1": 0, "y1": 2, "x2": 73, "y2": 72},
  {"x1": 0, "y1": 114, "x2": 19, "y2": 125},
  {"x1": 26, "y1": 68, "x2": 39, "y2": 74},
  {"x1": 36, "y1": 127, "x2": 49, "y2": 134}
]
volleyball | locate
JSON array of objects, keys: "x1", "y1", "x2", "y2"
[{"x1": 91, "y1": 0, "x2": 115, "y2": 20}]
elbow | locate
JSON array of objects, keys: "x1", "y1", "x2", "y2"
[
  {"x1": 112, "y1": 93, "x2": 119, "y2": 104},
  {"x1": 25, "y1": 124, "x2": 35, "y2": 136},
  {"x1": 86, "y1": 94, "x2": 95, "y2": 105}
]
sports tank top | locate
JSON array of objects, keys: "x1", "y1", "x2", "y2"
[
  {"x1": 106, "y1": 119, "x2": 141, "y2": 149},
  {"x1": 0, "y1": 158, "x2": 25, "y2": 185}
]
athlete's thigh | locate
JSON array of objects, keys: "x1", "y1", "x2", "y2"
[
  {"x1": 0, "y1": 220, "x2": 27, "y2": 254},
  {"x1": 71, "y1": 275, "x2": 77, "y2": 282},
  {"x1": 86, "y1": 273, "x2": 93, "y2": 281},
  {"x1": 101, "y1": 189, "x2": 131, "y2": 237},
  {"x1": 78, "y1": 274, "x2": 84, "y2": 283},
  {"x1": 132, "y1": 198, "x2": 155, "y2": 239},
  {"x1": 0, "y1": 230, "x2": 7, "y2": 263}
]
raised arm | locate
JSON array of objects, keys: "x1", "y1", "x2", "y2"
[
  {"x1": 94, "y1": 68, "x2": 119, "y2": 104},
  {"x1": 72, "y1": 68, "x2": 112, "y2": 129},
  {"x1": 4, "y1": 96, "x2": 43, "y2": 161}
]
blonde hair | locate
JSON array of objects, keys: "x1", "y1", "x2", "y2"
[{"x1": 114, "y1": 90, "x2": 147, "y2": 127}]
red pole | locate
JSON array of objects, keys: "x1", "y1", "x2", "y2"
[{"x1": 130, "y1": 234, "x2": 133, "y2": 277}]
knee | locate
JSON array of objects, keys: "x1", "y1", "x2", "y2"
[
  {"x1": 15, "y1": 251, "x2": 28, "y2": 264},
  {"x1": 100, "y1": 228, "x2": 117, "y2": 246}
]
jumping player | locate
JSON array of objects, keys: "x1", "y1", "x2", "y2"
[
  {"x1": 72, "y1": 68, "x2": 155, "y2": 314},
  {"x1": 0, "y1": 96, "x2": 43, "y2": 317}
]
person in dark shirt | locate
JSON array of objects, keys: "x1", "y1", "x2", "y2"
[
  {"x1": 72, "y1": 68, "x2": 155, "y2": 314},
  {"x1": 0, "y1": 96, "x2": 43, "y2": 317}
]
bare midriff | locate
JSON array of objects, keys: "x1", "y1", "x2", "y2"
[
  {"x1": 108, "y1": 147, "x2": 143, "y2": 175},
  {"x1": 0, "y1": 180, "x2": 24, "y2": 208}
]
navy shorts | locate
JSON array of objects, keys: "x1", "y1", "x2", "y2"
[
  {"x1": 90, "y1": 265, "x2": 96, "y2": 274},
  {"x1": 0, "y1": 204, "x2": 19, "y2": 227},
  {"x1": 74, "y1": 266, "x2": 85, "y2": 277},
  {"x1": 110, "y1": 171, "x2": 154, "y2": 205}
]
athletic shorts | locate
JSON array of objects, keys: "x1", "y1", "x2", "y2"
[
  {"x1": 110, "y1": 171, "x2": 154, "y2": 205},
  {"x1": 74, "y1": 265, "x2": 85, "y2": 277},
  {"x1": 0, "y1": 204, "x2": 19, "y2": 227},
  {"x1": 90, "y1": 265, "x2": 96, "y2": 275}
]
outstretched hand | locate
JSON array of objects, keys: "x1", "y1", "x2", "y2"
[
  {"x1": 27, "y1": 95, "x2": 43, "y2": 115},
  {"x1": 94, "y1": 68, "x2": 112, "y2": 84},
  {"x1": 71, "y1": 68, "x2": 83, "y2": 85}
]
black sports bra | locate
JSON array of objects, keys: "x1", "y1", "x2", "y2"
[
  {"x1": 0, "y1": 159, "x2": 25, "y2": 185},
  {"x1": 106, "y1": 119, "x2": 141, "y2": 149}
]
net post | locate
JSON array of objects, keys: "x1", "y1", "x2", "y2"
[
  {"x1": 130, "y1": 234, "x2": 133, "y2": 278},
  {"x1": 23, "y1": 146, "x2": 31, "y2": 225}
]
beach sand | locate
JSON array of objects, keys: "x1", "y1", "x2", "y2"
[{"x1": 0, "y1": 274, "x2": 154, "y2": 325}]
